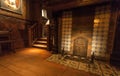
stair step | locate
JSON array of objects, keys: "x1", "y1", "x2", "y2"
[
  {"x1": 35, "y1": 41, "x2": 47, "y2": 44},
  {"x1": 33, "y1": 44, "x2": 47, "y2": 48},
  {"x1": 41, "y1": 37, "x2": 47, "y2": 39},
  {"x1": 32, "y1": 44, "x2": 47, "y2": 49},
  {"x1": 38, "y1": 38, "x2": 47, "y2": 41},
  {"x1": 32, "y1": 38, "x2": 47, "y2": 49}
]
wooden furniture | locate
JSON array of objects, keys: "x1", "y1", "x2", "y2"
[
  {"x1": 0, "y1": 31, "x2": 14, "y2": 55},
  {"x1": 110, "y1": 17, "x2": 120, "y2": 66}
]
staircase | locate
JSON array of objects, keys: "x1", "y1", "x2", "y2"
[{"x1": 32, "y1": 38, "x2": 47, "y2": 49}]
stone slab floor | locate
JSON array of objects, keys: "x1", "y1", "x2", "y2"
[{"x1": 0, "y1": 48, "x2": 98, "y2": 76}]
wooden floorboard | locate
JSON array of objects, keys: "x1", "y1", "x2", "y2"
[{"x1": 0, "y1": 48, "x2": 98, "y2": 76}]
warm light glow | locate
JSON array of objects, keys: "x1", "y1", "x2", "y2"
[
  {"x1": 94, "y1": 19, "x2": 100, "y2": 23},
  {"x1": 91, "y1": 51, "x2": 95, "y2": 55},
  {"x1": 10, "y1": 0, "x2": 16, "y2": 3},
  {"x1": 42, "y1": 9, "x2": 44, "y2": 17},
  {"x1": 61, "y1": 35, "x2": 71, "y2": 52},
  {"x1": 4, "y1": 0, "x2": 20, "y2": 10},
  {"x1": 42, "y1": 9, "x2": 47, "y2": 18},
  {"x1": 46, "y1": 20, "x2": 50, "y2": 25},
  {"x1": 20, "y1": 48, "x2": 48, "y2": 55}
]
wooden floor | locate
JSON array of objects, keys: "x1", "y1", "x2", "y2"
[{"x1": 0, "y1": 48, "x2": 98, "y2": 76}]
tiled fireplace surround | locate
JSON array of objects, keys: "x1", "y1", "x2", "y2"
[{"x1": 60, "y1": 5, "x2": 111, "y2": 61}]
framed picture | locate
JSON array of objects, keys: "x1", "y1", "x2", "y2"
[{"x1": 0, "y1": 0, "x2": 22, "y2": 14}]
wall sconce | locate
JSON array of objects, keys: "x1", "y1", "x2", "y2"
[{"x1": 94, "y1": 19, "x2": 100, "y2": 24}]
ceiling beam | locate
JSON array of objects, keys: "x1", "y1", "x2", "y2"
[{"x1": 48, "y1": 0, "x2": 111, "y2": 11}]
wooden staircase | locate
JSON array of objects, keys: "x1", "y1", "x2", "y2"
[{"x1": 32, "y1": 38, "x2": 47, "y2": 49}]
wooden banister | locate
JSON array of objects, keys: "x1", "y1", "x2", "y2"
[
  {"x1": 28, "y1": 22, "x2": 39, "y2": 46},
  {"x1": 29, "y1": 23, "x2": 37, "y2": 29}
]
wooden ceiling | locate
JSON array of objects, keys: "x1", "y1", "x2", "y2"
[
  {"x1": 41, "y1": 0, "x2": 111, "y2": 11},
  {"x1": 42, "y1": 0, "x2": 111, "y2": 11},
  {"x1": 42, "y1": 0, "x2": 74, "y2": 6}
]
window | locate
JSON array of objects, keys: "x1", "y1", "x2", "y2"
[
  {"x1": 46, "y1": 19, "x2": 50, "y2": 25},
  {"x1": 42, "y1": 9, "x2": 47, "y2": 18}
]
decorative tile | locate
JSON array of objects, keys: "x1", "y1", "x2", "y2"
[
  {"x1": 61, "y1": 11, "x2": 72, "y2": 52},
  {"x1": 92, "y1": 5, "x2": 111, "y2": 59},
  {"x1": 47, "y1": 54, "x2": 120, "y2": 76}
]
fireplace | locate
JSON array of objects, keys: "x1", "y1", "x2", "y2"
[{"x1": 73, "y1": 37, "x2": 88, "y2": 57}]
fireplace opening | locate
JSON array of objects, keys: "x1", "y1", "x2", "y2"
[{"x1": 73, "y1": 37, "x2": 88, "y2": 57}]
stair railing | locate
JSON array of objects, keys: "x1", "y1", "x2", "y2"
[{"x1": 28, "y1": 23, "x2": 39, "y2": 46}]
